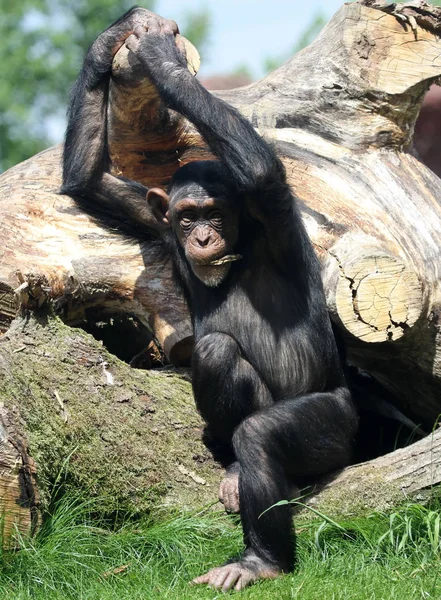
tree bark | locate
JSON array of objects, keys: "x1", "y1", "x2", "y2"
[
  {"x1": 305, "y1": 427, "x2": 441, "y2": 519},
  {"x1": 0, "y1": 313, "x2": 218, "y2": 544},
  {"x1": 1, "y1": 0, "x2": 441, "y2": 539}
]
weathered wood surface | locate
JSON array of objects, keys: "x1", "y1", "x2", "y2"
[
  {"x1": 0, "y1": 35, "x2": 201, "y2": 365},
  {"x1": 307, "y1": 426, "x2": 441, "y2": 518},
  {"x1": 0, "y1": 146, "x2": 193, "y2": 364}
]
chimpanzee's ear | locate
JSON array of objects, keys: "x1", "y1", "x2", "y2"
[{"x1": 147, "y1": 188, "x2": 171, "y2": 228}]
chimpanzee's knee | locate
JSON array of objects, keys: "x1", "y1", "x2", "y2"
[
  {"x1": 193, "y1": 332, "x2": 240, "y2": 371},
  {"x1": 232, "y1": 412, "x2": 274, "y2": 465}
]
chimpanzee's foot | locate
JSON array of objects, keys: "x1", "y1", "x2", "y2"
[
  {"x1": 218, "y1": 466, "x2": 240, "y2": 513},
  {"x1": 191, "y1": 555, "x2": 279, "y2": 591}
]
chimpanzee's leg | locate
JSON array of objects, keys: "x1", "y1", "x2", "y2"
[
  {"x1": 192, "y1": 332, "x2": 273, "y2": 513},
  {"x1": 193, "y1": 387, "x2": 358, "y2": 591},
  {"x1": 192, "y1": 332, "x2": 273, "y2": 442}
]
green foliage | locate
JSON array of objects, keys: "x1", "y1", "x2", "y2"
[
  {"x1": 179, "y1": 8, "x2": 211, "y2": 59},
  {"x1": 0, "y1": 1, "x2": 210, "y2": 173},
  {"x1": 2, "y1": 497, "x2": 441, "y2": 599},
  {"x1": 377, "y1": 504, "x2": 441, "y2": 557},
  {"x1": 232, "y1": 64, "x2": 254, "y2": 79},
  {"x1": 0, "y1": 0, "x2": 144, "y2": 171}
]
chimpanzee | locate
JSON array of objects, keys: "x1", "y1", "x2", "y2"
[{"x1": 61, "y1": 8, "x2": 359, "y2": 592}]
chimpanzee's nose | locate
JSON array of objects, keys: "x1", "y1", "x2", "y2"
[{"x1": 196, "y1": 231, "x2": 211, "y2": 247}]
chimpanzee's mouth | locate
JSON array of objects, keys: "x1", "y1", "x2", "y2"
[{"x1": 209, "y1": 254, "x2": 243, "y2": 266}]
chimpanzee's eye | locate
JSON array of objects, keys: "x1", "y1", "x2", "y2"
[
  {"x1": 180, "y1": 211, "x2": 195, "y2": 229},
  {"x1": 208, "y1": 211, "x2": 223, "y2": 227}
]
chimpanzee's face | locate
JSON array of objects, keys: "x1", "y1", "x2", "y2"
[
  {"x1": 170, "y1": 193, "x2": 240, "y2": 287},
  {"x1": 146, "y1": 160, "x2": 241, "y2": 287}
]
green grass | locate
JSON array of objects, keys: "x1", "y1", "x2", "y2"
[{"x1": 1, "y1": 496, "x2": 441, "y2": 600}]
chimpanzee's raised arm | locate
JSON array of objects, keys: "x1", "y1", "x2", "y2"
[
  {"x1": 61, "y1": 9, "x2": 178, "y2": 239},
  {"x1": 125, "y1": 27, "x2": 289, "y2": 201}
]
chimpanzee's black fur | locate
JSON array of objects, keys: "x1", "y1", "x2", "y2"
[{"x1": 61, "y1": 7, "x2": 358, "y2": 587}]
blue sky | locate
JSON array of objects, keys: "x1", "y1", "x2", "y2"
[{"x1": 156, "y1": 0, "x2": 347, "y2": 77}]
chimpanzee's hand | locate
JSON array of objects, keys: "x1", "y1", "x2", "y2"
[
  {"x1": 124, "y1": 22, "x2": 187, "y2": 85},
  {"x1": 89, "y1": 8, "x2": 180, "y2": 73}
]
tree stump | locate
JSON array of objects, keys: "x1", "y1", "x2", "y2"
[{"x1": 1, "y1": 0, "x2": 441, "y2": 541}]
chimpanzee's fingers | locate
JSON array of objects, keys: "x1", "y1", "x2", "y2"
[
  {"x1": 133, "y1": 25, "x2": 147, "y2": 38},
  {"x1": 218, "y1": 480, "x2": 226, "y2": 504},
  {"x1": 222, "y1": 569, "x2": 242, "y2": 592},
  {"x1": 162, "y1": 19, "x2": 179, "y2": 35},
  {"x1": 175, "y1": 35, "x2": 188, "y2": 65},
  {"x1": 192, "y1": 568, "x2": 220, "y2": 585},
  {"x1": 125, "y1": 33, "x2": 139, "y2": 52}
]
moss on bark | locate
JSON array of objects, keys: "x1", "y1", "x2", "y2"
[{"x1": 0, "y1": 312, "x2": 221, "y2": 517}]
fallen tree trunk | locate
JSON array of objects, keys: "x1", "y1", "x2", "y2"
[
  {"x1": 1, "y1": 312, "x2": 440, "y2": 542},
  {"x1": 0, "y1": 313, "x2": 217, "y2": 543},
  {"x1": 306, "y1": 427, "x2": 441, "y2": 519},
  {"x1": 1, "y1": 0, "x2": 441, "y2": 539}
]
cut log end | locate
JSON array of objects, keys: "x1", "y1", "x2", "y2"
[{"x1": 335, "y1": 254, "x2": 423, "y2": 342}]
